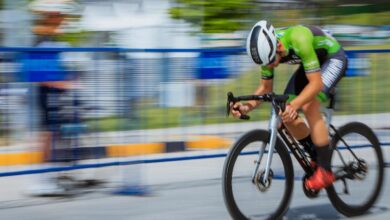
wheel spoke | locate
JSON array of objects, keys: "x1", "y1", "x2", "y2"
[
  {"x1": 327, "y1": 123, "x2": 384, "y2": 216},
  {"x1": 222, "y1": 130, "x2": 294, "y2": 220}
]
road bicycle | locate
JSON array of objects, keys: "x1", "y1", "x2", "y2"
[{"x1": 222, "y1": 92, "x2": 384, "y2": 220}]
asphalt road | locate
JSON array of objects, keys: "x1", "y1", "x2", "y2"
[
  {"x1": 0, "y1": 114, "x2": 389, "y2": 220},
  {"x1": 0, "y1": 151, "x2": 388, "y2": 220}
]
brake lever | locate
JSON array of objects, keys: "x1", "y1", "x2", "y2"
[
  {"x1": 226, "y1": 92, "x2": 235, "y2": 117},
  {"x1": 226, "y1": 100, "x2": 231, "y2": 117},
  {"x1": 226, "y1": 92, "x2": 250, "y2": 120}
]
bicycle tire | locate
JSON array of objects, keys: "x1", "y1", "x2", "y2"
[
  {"x1": 326, "y1": 122, "x2": 385, "y2": 217},
  {"x1": 222, "y1": 129, "x2": 294, "y2": 220}
]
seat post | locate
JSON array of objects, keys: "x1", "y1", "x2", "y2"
[
  {"x1": 327, "y1": 92, "x2": 336, "y2": 110},
  {"x1": 323, "y1": 90, "x2": 336, "y2": 126}
]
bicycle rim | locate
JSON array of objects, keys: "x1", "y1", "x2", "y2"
[
  {"x1": 327, "y1": 122, "x2": 384, "y2": 217},
  {"x1": 223, "y1": 130, "x2": 294, "y2": 220}
]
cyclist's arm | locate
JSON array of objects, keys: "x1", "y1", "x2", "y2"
[
  {"x1": 246, "y1": 78, "x2": 273, "y2": 110},
  {"x1": 231, "y1": 67, "x2": 273, "y2": 117},
  {"x1": 244, "y1": 66, "x2": 274, "y2": 111},
  {"x1": 289, "y1": 27, "x2": 323, "y2": 110}
]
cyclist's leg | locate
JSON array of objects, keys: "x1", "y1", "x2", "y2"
[
  {"x1": 38, "y1": 84, "x2": 53, "y2": 162},
  {"x1": 305, "y1": 49, "x2": 348, "y2": 165},
  {"x1": 302, "y1": 100, "x2": 329, "y2": 147},
  {"x1": 282, "y1": 65, "x2": 310, "y2": 140},
  {"x1": 284, "y1": 49, "x2": 348, "y2": 142},
  {"x1": 300, "y1": 92, "x2": 335, "y2": 190},
  {"x1": 39, "y1": 85, "x2": 70, "y2": 162},
  {"x1": 305, "y1": 50, "x2": 348, "y2": 190},
  {"x1": 302, "y1": 49, "x2": 348, "y2": 143},
  {"x1": 29, "y1": 85, "x2": 67, "y2": 196},
  {"x1": 320, "y1": 49, "x2": 348, "y2": 94},
  {"x1": 282, "y1": 68, "x2": 322, "y2": 162},
  {"x1": 302, "y1": 99, "x2": 331, "y2": 172}
]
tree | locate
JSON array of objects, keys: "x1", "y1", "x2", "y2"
[{"x1": 169, "y1": 0, "x2": 256, "y2": 34}]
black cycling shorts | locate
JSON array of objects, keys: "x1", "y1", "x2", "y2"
[
  {"x1": 38, "y1": 85, "x2": 74, "y2": 131},
  {"x1": 283, "y1": 49, "x2": 348, "y2": 102}
]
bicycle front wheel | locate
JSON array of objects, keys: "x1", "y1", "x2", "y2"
[
  {"x1": 327, "y1": 122, "x2": 385, "y2": 217},
  {"x1": 222, "y1": 130, "x2": 294, "y2": 220}
]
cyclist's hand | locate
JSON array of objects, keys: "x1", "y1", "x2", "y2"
[
  {"x1": 230, "y1": 102, "x2": 250, "y2": 119},
  {"x1": 280, "y1": 104, "x2": 298, "y2": 123}
]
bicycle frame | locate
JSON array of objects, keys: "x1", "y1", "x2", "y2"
[
  {"x1": 225, "y1": 92, "x2": 384, "y2": 218},
  {"x1": 252, "y1": 108, "x2": 280, "y2": 183},
  {"x1": 253, "y1": 109, "x2": 311, "y2": 183},
  {"x1": 256, "y1": 103, "x2": 368, "y2": 185},
  {"x1": 227, "y1": 91, "x2": 362, "y2": 184}
]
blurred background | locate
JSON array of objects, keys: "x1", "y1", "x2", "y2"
[{"x1": 0, "y1": 0, "x2": 388, "y2": 217}]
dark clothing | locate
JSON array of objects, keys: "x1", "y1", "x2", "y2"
[
  {"x1": 38, "y1": 85, "x2": 77, "y2": 132},
  {"x1": 283, "y1": 49, "x2": 348, "y2": 97}
]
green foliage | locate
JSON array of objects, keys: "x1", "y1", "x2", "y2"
[
  {"x1": 169, "y1": 0, "x2": 256, "y2": 33},
  {"x1": 54, "y1": 31, "x2": 90, "y2": 46},
  {"x1": 320, "y1": 3, "x2": 390, "y2": 17},
  {"x1": 328, "y1": 11, "x2": 390, "y2": 26}
]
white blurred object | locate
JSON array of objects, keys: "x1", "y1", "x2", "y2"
[
  {"x1": 80, "y1": 3, "x2": 165, "y2": 32},
  {"x1": 25, "y1": 168, "x2": 68, "y2": 196},
  {"x1": 56, "y1": 17, "x2": 82, "y2": 33},
  {"x1": 29, "y1": 0, "x2": 82, "y2": 15},
  {"x1": 29, "y1": 0, "x2": 83, "y2": 34},
  {"x1": 159, "y1": 82, "x2": 195, "y2": 107},
  {"x1": 114, "y1": 163, "x2": 147, "y2": 195}
]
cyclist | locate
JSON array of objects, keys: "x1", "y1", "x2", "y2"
[{"x1": 231, "y1": 20, "x2": 348, "y2": 190}]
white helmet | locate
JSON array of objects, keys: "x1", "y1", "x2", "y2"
[{"x1": 246, "y1": 20, "x2": 277, "y2": 66}]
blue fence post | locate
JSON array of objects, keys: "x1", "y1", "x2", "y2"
[
  {"x1": 161, "y1": 52, "x2": 170, "y2": 128},
  {"x1": 345, "y1": 51, "x2": 370, "y2": 77}
]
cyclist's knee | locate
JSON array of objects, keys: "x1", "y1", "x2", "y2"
[
  {"x1": 302, "y1": 99, "x2": 321, "y2": 116},
  {"x1": 284, "y1": 116, "x2": 307, "y2": 128}
]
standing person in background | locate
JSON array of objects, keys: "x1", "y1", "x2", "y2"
[
  {"x1": 231, "y1": 20, "x2": 348, "y2": 190},
  {"x1": 27, "y1": 0, "x2": 81, "y2": 196}
]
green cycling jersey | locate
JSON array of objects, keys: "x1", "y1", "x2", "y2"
[{"x1": 261, "y1": 25, "x2": 341, "y2": 80}]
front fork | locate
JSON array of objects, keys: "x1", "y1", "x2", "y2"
[
  {"x1": 252, "y1": 109, "x2": 281, "y2": 183},
  {"x1": 252, "y1": 107, "x2": 332, "y2": 183}
]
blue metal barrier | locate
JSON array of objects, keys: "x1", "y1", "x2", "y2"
[
  {"x1": 0, "y1": 47, "x2": 246, "y2": 53},
  {"x1": 0, "y1": 46, "x2": 388, "y2": 53}
]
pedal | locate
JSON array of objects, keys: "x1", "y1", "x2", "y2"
[{"x1": 302, "y1": 175, "x2": 320, "y2": 199}]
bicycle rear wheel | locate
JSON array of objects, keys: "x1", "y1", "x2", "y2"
[
  {"x1": 327, "y1": 122, "x2": 385, "y2": 217},
  {"x1": 222, "y1": 130, "x2": 294, "y2": 220}
]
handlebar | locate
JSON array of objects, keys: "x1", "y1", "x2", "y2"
[{"x1": 226, "y1": 92, "x2": 289, "y2": 120}]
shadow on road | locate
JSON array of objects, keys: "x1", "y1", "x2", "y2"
[
  {"x1": 287, "y1": 204, "x2": 340, "y2": 219},
  {"x1": 287, "y1": 203, "x2": 389, "y2": 220}
]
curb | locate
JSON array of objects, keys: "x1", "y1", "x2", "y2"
[{"x1": 0, "y1": 135, "x2": 232, "y2": 166}]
